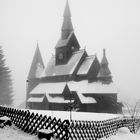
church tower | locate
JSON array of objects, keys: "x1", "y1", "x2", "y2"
[
  {"x1": 97, "y1": 49, "x2": 112, "y2": 83},
  {"x1": 26, "y1": 43, "x2": 44, "y2": 108},
  {"x1": 55, "y1": 0, "x2": 80, "y2": 65}
]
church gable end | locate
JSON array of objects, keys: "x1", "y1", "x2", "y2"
[
  {"x1": 87, "y1": 56, "x2": 100, "y2": 82},
  {"x1": 76, "y1": 55, "x2": 100, "y2": 81},
  {"x1": 55, "y1": 32, "x2": 80, "y2": 65}
]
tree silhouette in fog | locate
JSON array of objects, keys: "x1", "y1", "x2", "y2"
[{"x1": 0, "y1": 46, "x2": 13, "y2": 105}]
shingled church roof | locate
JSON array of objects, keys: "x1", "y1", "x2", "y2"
[
  {"x1": 41, "y1": 49, "x2": 86, "y2": 77},
  {"x1": 27, "y1": 96, "x2": 45, "y2": 103},
  {"x1": 67, "y1": 80, "x2": 117, "y2": 94},
  {"x1": 55, "y1": 32, "x2": 78, "y2": 48},
  {"x1": 77, "y1": 55, "x2": 97, "y2": 75},
  {"x1": 30, "y1": 82, "x2": 66, "y2": 95}
]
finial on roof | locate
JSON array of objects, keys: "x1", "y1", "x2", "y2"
[
  {"x1": 103, "y1": 48, "x2": 106, "y2": 57},
  {"x1": 101, "y1": 48, "x2": 108, "y2": 65}
]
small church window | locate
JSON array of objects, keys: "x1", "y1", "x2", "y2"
[
  {"x1": 58, "y1": 53, "x2": 63, "y2": 60},
  {"x1": 71, "y1": 46, "x2": 74, "y2": 50}
]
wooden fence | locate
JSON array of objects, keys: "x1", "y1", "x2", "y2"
[
  {"x1": 0, "y1": 105, "x2": 140, "y2": 140},
  {"x1": 0, "y1": 106, "x2": 69, "y2": 139}
]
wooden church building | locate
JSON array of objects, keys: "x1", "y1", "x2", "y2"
[{"x1": 26, "y1": 0, "x2": 122, "y2": 114}]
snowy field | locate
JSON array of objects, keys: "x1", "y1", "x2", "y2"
[{"x1": 28, "y1": 109, "x2": 122, "y2": 121}]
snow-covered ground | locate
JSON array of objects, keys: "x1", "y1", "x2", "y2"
[
  {"x1": 0, "y1": 125, "x2": 140, "y2": 140},
  {"x1": 100, "y1": 127, "x2": 140, "y2": 140},
  {"x1": 0, "y1": 125, "x2": 37, "y2": 140},
  {"x1": 29, "y1": 109, "x2": 122, "y2": 121},
  {"x1": 1, "y1": 107, "x2": 140, "y2": 139}
]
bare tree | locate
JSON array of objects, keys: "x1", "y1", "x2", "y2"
[{"x1": 122, "y1": 99, "x2": 140, "y2": 133}]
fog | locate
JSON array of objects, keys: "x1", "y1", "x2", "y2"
[{"x1": 0, "y1": 0, "x2": 140, "y2": 106}]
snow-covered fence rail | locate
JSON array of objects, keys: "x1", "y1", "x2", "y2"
[
  {"x1": 0, "y1": 106, "x2": 140, "y2": 140},
  {"x1": 68, "y1": 117, "x2": 140, "y2": 139},
  {"x1": 0, "y1": 106, "x2": 69, "y2": 140}
]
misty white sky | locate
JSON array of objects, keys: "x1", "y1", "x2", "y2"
[{"x1": 0, "y1": 0, "x2": 140, "y2": 106}]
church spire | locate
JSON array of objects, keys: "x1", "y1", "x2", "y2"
[
  {"x1": 63, "y1": 0, "x2": 71, "y2": 17},
  {"x1": 61, "y1": 0, "x2": 73, "y2": 40},
  {"x1": 97, "y1": 49, "x2": 112, "y2": 83},
  {"x1": 28, "y1": 42, "x2": 44, "y2": 79},
  {"x1": 101, "y1": 48, "x2": 109, "y2": 65}
]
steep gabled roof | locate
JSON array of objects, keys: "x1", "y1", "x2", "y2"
[
  {"x1": 30, "y1": 82, "x2": 66, "y2": 95},
  {"x1": 77, "y1": 93, "x2": 97, "y2": 104},
  {"x1": 55, "y1": 32, "x2": 72, "y2": 48},
  {"x1": 68, "y1": 80, "x2": 117, "y2": 94},
  {"x1": 27, "y1": 96, "x2": 45, "y2": 103},
  {"x1": 55, "y1": 32, "x2": 80, "y2": 48},
  {"x1": 41, "y1": 49, "x2": 86, "y2": 77},
  {"x1": 77, "y1": 55, "x2": 96, "y2": 75},
  {"x1": 28, "y1": 43, "x2": 44, "y2": 79},
  {"x1": 46, "y1": 94, "x2": 74, "y2": 103}
]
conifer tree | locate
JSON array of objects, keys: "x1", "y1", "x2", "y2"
[{"x1": 0, "y1": 46, "x2": 13, "y2": 105}]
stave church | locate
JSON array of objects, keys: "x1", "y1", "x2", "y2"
[{"x1": 26, "y1": 0, "x2": 122, "y2": 114}]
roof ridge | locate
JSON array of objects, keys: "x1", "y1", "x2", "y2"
[
  {"x1": 73, "y1": 49, "x2": 86, "y2": 54},
  {"x1": 85, "y1": 55, "x2": 96, "y2": 59}
]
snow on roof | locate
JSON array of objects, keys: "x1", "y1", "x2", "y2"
[
  {"x1": 78, "y1": 93, "x2": 97, "y2": 104},
  {"x1": 68, "y1": 80, "x2": 118, "y2": 94},
  {"x1": 41, "y1": 49, "x2": 85, "y2": 77},
  {"x1": 55, "y1": 32, "x2": 73, "y2": 48},
  {"x1": 46, "y1": 94, "x2": 74, "y2": 103},
  {"x1": 77, "y1": 55, "x2": 96, "y2": 75},
  {"x1": 28, "y1": 45, "x2": 44, "y2": 79},
  {"x1": 27, "y1": 96, "x2": 44, "y2": 103},
  {"x1": 30, "y1": 80, "x2": 117, "y2": 95},
  {"x1": 30, "y1": 82, "x2": 66, "y2": 94}
]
